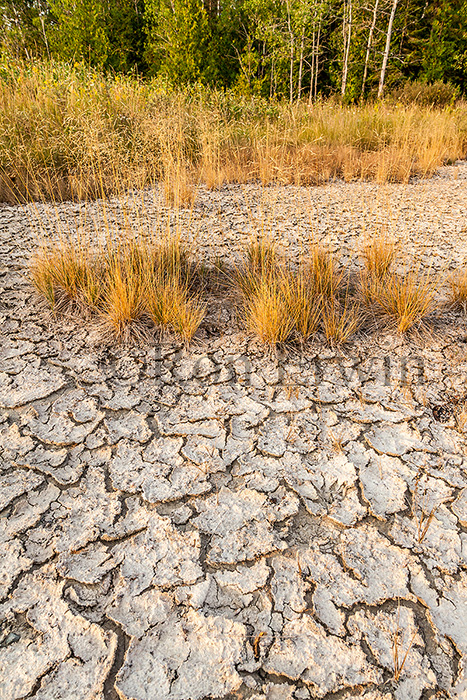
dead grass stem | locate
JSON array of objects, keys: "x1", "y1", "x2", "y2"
[{"x1": 392, "y1": 603, "x2": 417, "y2": 682}]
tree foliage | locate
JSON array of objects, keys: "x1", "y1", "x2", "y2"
[{"x1": 1, "y1": 0, "x2": 466, "y2": 98}]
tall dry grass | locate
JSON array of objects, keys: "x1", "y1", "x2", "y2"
[
  {"x1": 449, "y1": 268, "x2": 467, "y2": 311},
  {"x1": 2, "y1": 60, "x2": 467, "y2": 202}
]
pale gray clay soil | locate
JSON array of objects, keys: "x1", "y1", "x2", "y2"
[{"x1": 1, "y1": 163, "x2": 467, "y2": 700}]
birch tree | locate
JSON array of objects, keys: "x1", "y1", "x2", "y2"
[
  {"x1": 307, "y1": 0, "x2": 325, "y2": 103},
  {"x1": 378, "y1": 0, "x2": 399, "y2": 98},
  {"x1": 341, "y1": 0, "x2": 353, "y2": 96},
  {"x1": 361, "y1": 0, "x2": 380, "y2": 98},
  {"x1": 284, "y1": 0, "x2": 294, "y2": 102}
]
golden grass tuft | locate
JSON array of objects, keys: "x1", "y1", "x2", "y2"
[
  {"x1": 244, "y1": 279, "x2": 294, "y2": 345},
  {"x1": 146, "y1": 273, "x2": 205, "y2": 343},
  {"x1": 362, "y1": 237, "x2": 396, "y2": 279},
  {"x1": 307, "y1": 245, "x2": 343, "y2": 299},
  {"x1": 30, "y1": 234, "x2": 204, "y2": 344},
  {"x1": 358, "y1": 238, "x2": 440, "y2": 333},
  {"x1": 233, "y1": 240, "x2": 292, "y2": 345},
  {"x1": 322, "y1": 297, "x2": 363, "y2": 344},
  {"x1": 169, "y1": 294, "x2": 206, "y2": 344},
  {"x1": 449, "y1": 268, "x2": 467, "y2": 311},
  {"x1": 100, "y1": 255, "x2": 146, "y2": 341},
  {"x1": 283, "y1": 273, "x2": 323, "y2": 341},
  {"x1": 236, "y1": 239, "x2": 361, "y2": 345},
  {"x1": 368, "y1": 269, "x2": 439, "y2": 333},
  {"x1": 234, "y1": 239, "x2": 278, "y2": 295},
  {"x1": 30, "y1": 242, "x2": 102, "y2": 312}
]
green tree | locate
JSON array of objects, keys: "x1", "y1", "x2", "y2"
[
  {"x1": 1, "y1": 0, "x2": 50, "y2": 59},
  {"x1": 420, "y1": 0, "x2": 467, "y2": 90},
  {"x1": 48, "y1": 0, "x2": 110, "y2": 65},
  {"x1": 47, "y1": 0, "x2": 144, "y2": 70},
  {"x1": 145, "y1": 0, "x2": 211, "y2": 84}
]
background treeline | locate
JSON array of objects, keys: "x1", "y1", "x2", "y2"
[{"x1": 1, "y1": 0, "x2": 467, "y2": 101}]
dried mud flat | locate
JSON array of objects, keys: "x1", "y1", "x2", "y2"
[{"x1": 1, "y1": 165, "x2": 467, "y2": 700}]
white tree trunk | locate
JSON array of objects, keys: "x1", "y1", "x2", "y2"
[
  {"x1": 361, "y1": 0, "x2": 379, "y2": 98},
  {"x1": 297, "y1": 29, "x2": 305, "y2": 100},
  {"x1": 314, "y1": 20, "x2": 321, "y2": 98},
  {"x1": 309, "y1": 27, "x2": 316, "y2": 104},
  {"x1": 285, "y1": 0, "x2": 295, "y2": 103},
  {"x1": 341, "y1": 0, "x2": 352, "y2": 96},
  {"x1": 378, "y1": 0, "x2": 399, "y2": 99}
]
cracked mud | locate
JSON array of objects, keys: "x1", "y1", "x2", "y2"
[{"x1": 1, "y1": 167, "x2": 467, "y2": 699}]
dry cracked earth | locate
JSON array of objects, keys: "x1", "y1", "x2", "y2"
[{"x1": 1, "y1": 165, "x2": 467, "y2": 700}]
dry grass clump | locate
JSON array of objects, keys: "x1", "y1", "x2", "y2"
[
  {"x1": 30, "y1": 241, "x2": 102, "y2": 312},
  {"x1": 236, "y1": 237, "x2": 441, "y2": 345},
  {"x1": 99, "y1": 247, "x2": 146, "y2": 341},
  {"x1": 283, "y1": 272, "x2": 322, "y2": 340},
  {"x1": 360, "y1": 267, "x2": 438, "y2": 334},
  {"x1": 235, "y1": 240, "x2": 361, "y2": 345},
  {"x1": 307, "y1": 245, "x2": 344, "y2": 299},
  {"x1": 30, "y1": 231, "x2": 444, "y2": 347},
  {"x1": 449, "y1": 268, "x2": 467, "y2": 311},
  {"x1": 322, "y1": 296, "x2": 363, "y2": 344},
  {"x1": 146, "y1": 269, "x2": 205, "y2": 343},
  {"x1": 374, "y1": 270, "x2": 438, "y2": 333},
  {"x1": 362, "y1": 237, "x2": 396, "y2": 279},
  {"x1": 359, "y1": 236, "x2": 395, "y2": 307},
  {"x1": 244, "y1": 278, "x2": 294, "y2": 345},
  {"x1": 235, "y1": 239, "x2": 292, "y2": 345},
  {"x1": 30, "y1": 236, "x2": 204, "y2": 343},
  {"x1": 358, "y1": 237, "x2": 440, "y2": 333}
]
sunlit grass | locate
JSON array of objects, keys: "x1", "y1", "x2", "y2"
[
  {"x1": 449, "y1": 267, "x2": 467, "y2": 311},
  {"x1": 362, "y1": 237, "x2": 396, "y2": 279},
  {"x1": 30, "y1": 234, "x2": 205, "y2": 344},
  {"x1": 236, "y1": 239, "x2": 361, "y2": 345},
  {"x1": 244, "y1": 278, "x2": 294, "y2": 345},
  {"x1": 30, "y1": 228, "x2": 446, "y2": 347},
  {"x1": 30, "y1": 242, "x2": 102, "y2": 312},
  {"x1": 2, "y1": 60, "x2": 467, "y2": 203},
  {"x1": 321, "y1": 296, "x2": 363, "y2": 344},
  {"x1": 283, "y1": 271, "x2": 322, "y2": 341},
  {"x1": 368, "y1": 268, "x2": 439, "y2": 333}
]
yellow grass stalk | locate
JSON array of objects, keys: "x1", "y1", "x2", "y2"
[
  {"x1": 100, "y1": 251, "x2": 146, "y2": 341},
  {"x1": 170, "y1": 294, "x2": 206, "y2": 343},
  {"x1": 30, "y1": 241, "x2": 101, "y2": 312},
  {"x1": 307, "y1": 245, "x2": 343, "y2": 299},
  {"x1": 145, "y1": 274, "x2": 205, "y2": 342},
  {"x1": 283, "y1": 271, "x2": 322, "y2": 340}
]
